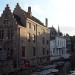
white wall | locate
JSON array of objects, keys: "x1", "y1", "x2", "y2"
[{"x1": 50, "y1": 36, "x2": 68, "y2": 61}]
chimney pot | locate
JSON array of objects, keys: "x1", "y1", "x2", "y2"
[
  {"x1": 28, "y1": 6, "x2": 31, "y2": 12},
  {"x1": 45, "y1": 18, "x2": 48, "y2": 27},
  {"x1": 28, "y1": 6, "x2": 32, "y2": 16}
]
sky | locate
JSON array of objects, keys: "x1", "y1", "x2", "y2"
[{"x1": 0, "y1": 0, "x2": 75, "y2": 35}]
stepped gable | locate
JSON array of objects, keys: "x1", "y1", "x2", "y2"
[
  {"x1": 13, "y1": 3, "x2": 27, "y2": 27},
  {"x1": 13, "y1": 3, "x2": 44, "y2": 27},
  {"x1": 1, "y1": 4, "x2": 16, "y2": 27},
  {"x1": 1, "y1": 4, "x2": 13, "y2": 19}
]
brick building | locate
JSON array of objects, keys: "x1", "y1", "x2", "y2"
[{"x1": 0, "y1": 4, "x2": 50, "y2": 74}]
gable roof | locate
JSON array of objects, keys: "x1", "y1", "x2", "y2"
[
  {"x1": 28, "y1": 15, "x2": 44, "y2": 25},
  {"x1": 13, "y1": 3, "x2": 44, "y2": 26}
]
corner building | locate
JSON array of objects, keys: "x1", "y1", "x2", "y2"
[
  {"x1": 0, "y1": 3, "x2": 50, "y2": 74},
  {"x1": 13, "y1": 3, "x2": 50, "y2": 67}
]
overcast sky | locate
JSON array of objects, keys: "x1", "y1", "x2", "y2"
[{"x1": 0, "y1": 0, "x2": 75, "y2": 35}]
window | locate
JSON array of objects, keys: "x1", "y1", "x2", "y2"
[
  {"x1": 4, "y1": 19, "x2": 8, "y2": 24},
  {"x1": 43, "y1": 29, "x2": 45, "y2": 34},
  {"x1": 4, "y1": 13, "x2": 8, "y2": 24},
  {"x1": 59, "y1": 49, "x2": 61, "y2": 55},
  {"x1": 62, "y1": 50, "x2": 64, "y2": 54},
  {"x1": 43, "y1": 48, "x2": 45, "y2": 55},
  {"x1": 10, "y1": 49, "x2": 13, "y2": 57},
  {"x1": 7, "y1": 29, "x2": 14, "y2": 39},
  {"x1": 29, "y1": 23, "x2": 31, "y2": 28},
  {"x1": 33, "y1": 47, "x2": 36, "y2": 56},
  {"x1": 42, "y1": 37, "x2": 45, "y2": 44},
  {"x1": 46, "y1": 40, "x2": 49, "y2": 44},
  {"x1": 32, "y1": 34, "x2": 36, "y2": 42},
  {"x1": 7, "y1": 29, "x2": 11, "y2": 39},
  {"x1": 53, "y1": 48, "x2": 55, "y2": 54},
  {"x1": 0, "y1": 48, "x2": 2, "y2": 51},
  {"x1": 0, "y1": 29, "x2": 4, "y2": 39},
  {"x1": 38, "y1": 32, "x2": 40, "y2": 35},
  {"x1": 11, "y1": 30, "x2": 14, "y2": 39},
  {"x1": 7, "y1": 48, "x2": 13, "y2": 59},
  {"x1": 34, "y1": 25, "x2": 36, "y2": 31},
  {"x1": 13, "y1": 60, "x2": 17, "y2": 68},
  {"x1": 22, "y1": 46, "x2": 25, "y2": 57},
  {"x1": 58, "y1": 40, "x2": 59, "y2": 46},
  {"x1": 47, "y1": 50, "x2": 49, "y2": 55},
  {"x1": 28, "y1": 33, "x2": 31, "y2": 42},
  {"x1": 7, "y1": 48, "x2": 10, "y2": 59}
]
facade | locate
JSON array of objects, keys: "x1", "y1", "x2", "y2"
[
  {"x1": 0, "y1": 4, "x2": 50, "y2": 74},
  {"x1": 49, "y1": 27, "x2": 68, "y2": 61},
  {"x1": 13, "y1": 3, "x2": 50, "y2": 67},
  {"x1": 65, "y1": 34, "x2": 71, "y2": 54},
  {"x1": 0, "y1": 4, "x2": 20, "y2": 74},
  {"x1": 70, "y1": 36, "x2": 75, "y2": 68},
  {"x1": 70, "y1": 36, "x2": 75, "y2": 53},
  {"x1": 50, "y1": 36, "x2": 67, "y2": 61}
]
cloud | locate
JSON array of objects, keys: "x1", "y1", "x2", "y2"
[
  {"x1": 32, "y1": 5, "x2": 43, "y2": 15},
  {"x1": 59, "y1": 26, "x2": 75, "y2": 35},
  {"x1": 22, "y1": 4, "x2": 45, "y2": 23},
  {"x1": 8, "y1": 0, "x2": 75, "y2": 35},
  {"x1": 21, "y1": 4, "x2": 43, "y2": 15},
  {"x1": 0, "y1": 11, "x2": 2, "y2": 16}
]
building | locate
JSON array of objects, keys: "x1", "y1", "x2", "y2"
[
  {"x1": 50, "y1": 35, "x2": 67, "y2": 61},
  {"x1": 70, "y1": 36, "x2": 75, "y2": 53},
  {"x1": 14, "y1": 3, "x2": 50, "y2": 67},
  {"x1": 0, "y1": 4, "x2": 20, "y2": 74},
  {"x1": 49, "y1": 26, "x2": 57, "y2": 40},
  {"x1": 0, "y1": 4, "x2": 50, "y2": 74},
  {"x1": 65, "y1": 34, "x2": 71, "y2": 54},
  {"x1": 70, "y1": 36, "x2": 75, "y2": 68},
  {"x1": 50, "y1": 27, "x2": 68, "y2": 61}
]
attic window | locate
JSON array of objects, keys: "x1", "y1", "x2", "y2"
[
  {"x1": 4, "y1": 19, "x2": 8, "y2": 24},
  {"x1": 4, "y1": 13, "x2": 9, "y2": 19}
]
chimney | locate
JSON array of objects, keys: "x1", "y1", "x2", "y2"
[
  {"x1": 28, "y1": 6, "x2": 32, "y2": 16},
  {"x1": 45, "y1": 18, "x2": 48, "y2": 27}
]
